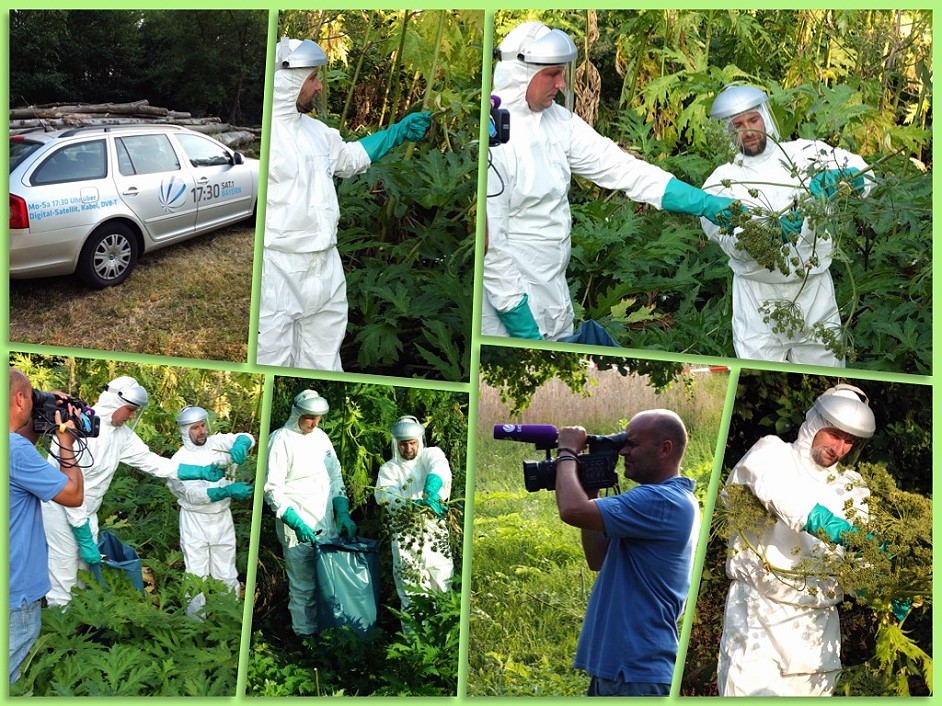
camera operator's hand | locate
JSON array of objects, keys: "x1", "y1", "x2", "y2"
[
  {"x1": 557, "y1": 426, "x2": 588, "y2": 455},
  {"x1": 53, "y1": 409, "x2": 77, "y2": 448}
]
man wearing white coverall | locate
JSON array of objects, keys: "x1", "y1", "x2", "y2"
[
  {"x1": 718, "y1": 384, "x2": 876, "y2": 696},
  {"x1": 701, "y1": 85, "x2": 872, "y2": 365},
  {"x1": 42, "y1": 377, "x2": 226, "y2": 606},
  {"x1": 375, "y1": 416, "x2": 454, "y2": 610},
  {"x1": 168, "y1": 406, "x2": 255, "y2": 618},
  {"x1": 483, "y1": 22, "x2": 741, "y2": 340},
  {"x1": 259, "y1": 38, "x2": 431, "y2": 371},
  {"x1": 264, "y1": 390, "x2": 357, "y2": 635}
]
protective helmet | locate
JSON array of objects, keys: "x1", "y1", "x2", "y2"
[
  {"x1": 496, "y1": 22, "x2": 577, "y2": 113},
  {"x1": 276, "y1": 37, "x2": 327, "y2": 70},
  {"x1": 105, "y1": 376, "x2": 149, "y2": 408},
  {"x1": 293, "y1": 389, "x2": 329, "y2": 417},
  {"x1": 391, "y1": 415, "x2": 425, "y2": 441},
  {"x1": 710, "y1": 83, "x2": 780, "y2": 150},
  {"x1": 516, "y1": 28, "x2": 577, "y2": 66},
  {"x1": 176, "y1": 405, "x2": 209, "y2": 428},
  {"x1": 813, "y1": 384, "x2": 876, "y2": 439}
]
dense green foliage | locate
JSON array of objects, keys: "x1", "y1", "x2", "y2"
[
  {"x1": 683, "y1": 372, "x2": 932, "y2": 696},
  {"x1": 280, "y1": 10, "x2": 483, "y2": 379},
  {"x1": 250, "y1": 375, "x2": 467, "y2": 695},
  {"x1": 9, "y1": 10, "x2": 268, "y2": 124},
  {"x1": 495, "y1": 10, "x2": 931, "y2": 372},
  {"x1": 468, "y1": 369, "x2": 727, "y2": 695},
  {"x1": 8, "y1": 353, "x2": 262, "y2": 695},
  {"x1": 480, "y1": 346, "x2": 687, "y2": 415}
]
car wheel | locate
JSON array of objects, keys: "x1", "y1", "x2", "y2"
[{"x1": 77, "y1": 223, "x2": 139, "y2": 288}]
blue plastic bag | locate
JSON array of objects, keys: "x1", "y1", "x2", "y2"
[
  {"x1": 91, "y1": 530, "x2": 145, "y2": 594},
  {"x1": 560, "y1": 320, "x2": 621, "y2": 347},
  {"x1": 313, "y1": 536, "x2": 380, "y2": 635}
]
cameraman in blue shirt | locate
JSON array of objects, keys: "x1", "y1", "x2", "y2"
[
  {"x1": 8, "y1": 368, "x2": 85, "y2": 684},
  {"x1": 555, "y1": 410, "x2": 700, "y2": 696}
]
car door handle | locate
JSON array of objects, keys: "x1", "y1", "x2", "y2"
[
  {"x1": 122, "y1": 187, "x2": 139, "y2": 196},
  {"x1": 197, "y1": 177, "x2": 210, "y2": 184}
]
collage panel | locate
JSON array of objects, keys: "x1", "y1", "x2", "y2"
[
  {"x1": 483, "y1": 10, "x2": 931, "y2": 374},
  {"x1": 248, "y1": 373, "x2": 467, "y2": 696},
  {"x1": 8, "y1": 10, "x2": 268, "y2": 361},
  {"x1": 682, "y1": 370, "x2": 932, "y2": 697},
  {"x1": 258, "y1": 9, "x2": 483, "y2": 379},
  {"x1": 8, "y1": 351, "x2": 263, "y2": 695},
  {"x1": 467, "y1": 345, "x2": 732, "y2": 696}
]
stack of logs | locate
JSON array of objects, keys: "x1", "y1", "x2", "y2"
[{"x1": 9, "y1": 99, "x2": 260, "y2": 148}]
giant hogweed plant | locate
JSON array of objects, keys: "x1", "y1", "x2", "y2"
[{"x1": 714, "y1": 461, "x2": 932, "y2": 695}]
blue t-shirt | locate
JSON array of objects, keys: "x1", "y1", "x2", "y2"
[
  {"x1": 573, "y1": 475, "x2": 699, "y2": 683},
  {"x1": 9, "y1": 432, "x2": 68, "y2": 609}
]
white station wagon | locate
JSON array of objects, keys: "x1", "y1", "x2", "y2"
[{"x1": 9, "y1": 124, "x2": 259, "y2": 287}]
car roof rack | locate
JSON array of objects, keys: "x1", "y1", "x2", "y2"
[{"x1": 57, "y1": 124, "x2": 185, "y2": 138}]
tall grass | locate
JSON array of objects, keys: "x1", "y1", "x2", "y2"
[{"x1": 467, "y1": 369, "x2": 729, "y2": 695}]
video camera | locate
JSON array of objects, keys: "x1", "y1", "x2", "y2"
[
  {"x1": 494, "y1": 424, "x2": 625, "y2": 493},
  {"x1": 31, "y1": 390, "x2": 100, "y2": 438},
  {"x1": 489, "y1": 95, "x2": 509, "y2": 146}
]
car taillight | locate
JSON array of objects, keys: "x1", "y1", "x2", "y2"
[{"x1": 9, "y1": 194, "x2": 29, "y2": 229}]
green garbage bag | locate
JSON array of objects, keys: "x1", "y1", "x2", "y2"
[
  {"x1": 313, "y1": 536, "x2": 379, "y2": 634},
  {"x1": 91, "y1": 530, "x2": 145, "y2": 594}
]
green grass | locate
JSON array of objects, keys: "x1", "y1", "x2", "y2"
[
  {"x1": 467, "y1": 372, "x2": 727, "y2": 695},
  {"x1": 9, "y1": 220, "x2": 255, "y2": 361}
]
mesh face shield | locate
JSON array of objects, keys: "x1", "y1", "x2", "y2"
[
  {"x1": 390, "y1": 415, "x2": 425, "y2": 462},
  {"x1": 500, "y1": 23, "x2": 578, "y2": 113},
  {"x1": 276, "y1": 37, "x2": 329, "y2": 116},
  {"x1": 710, "y1": 84, "x2": 781, "y2": 154}
]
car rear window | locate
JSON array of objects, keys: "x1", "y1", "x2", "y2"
[
  {"x1": 30, "y1": 140, "x2": 108, "y2": 185},
  {"x1": 9, "y1": 138, "x2": 43, "y2": 173}
]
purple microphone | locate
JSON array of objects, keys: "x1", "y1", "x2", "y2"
[{"x1": 493, "y1": 423, "x2": 558, "y2": 449}]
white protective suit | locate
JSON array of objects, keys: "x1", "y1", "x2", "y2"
[
  {"x1": 264, "y1": 405, "x2": 346, "y2": 634},
  {"x1": 42, "y1": 379, "x2": 179, "y2": 606},
  {"x1": 168, "y1": 428, "x2": 255, "y2": 615},
  {"x1": 483, "y1": 23, "x2": 674, "y2": 340},
  {"x1": 375, "y1": 440, "x2": 454, "y2": 609},
  {"x1": 257, "y1": 63, "x2": 372, "y2": 371},
  {"x1": 701, "y1": 139, "x2": 870, "y2": 365},
  {"x1": 717, "y1": 401, "x2": 870, "y2": 696}
]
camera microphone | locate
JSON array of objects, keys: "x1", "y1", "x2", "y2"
[
  {"x1": 493, "y1": 423, "x2": 558, "y2": 449},
  {"x1": 490, "y1": 95, "x2": 501, "y2": 109}
]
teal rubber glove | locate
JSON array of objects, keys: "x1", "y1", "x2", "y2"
[
  {"x1": 358, "y1": 111, "x2": 432, "y2": 161},
  {"x1": 496, "y1": 294, "x2": 542, "y2": 339},
  {"x1": 332, "y1": 496, "x2": 357, "y2": 539},
  {"x1": 803, "y1": 503, "x2": 857, "y2": 545},
  {"x1": 229, "y1": 434, "x2": 253, "y2": 464},
  {"x1": 420, "y1": 473, "x2": 447, "y2": 517},
  {"x1": 808, "y1": 168, "x2": 865, "y2": 200},
  {"x1": 779, "y1": 211, "x2": 804, "y2": 241},
  {"x1": 661, "y1": 177, "x2": 741, "y2": 228},
  {"x1": 207, "y1": 482, "x2": 254, "y2": 502},
  {"x1": 281, "y1": 507, "x2": 319, "y2": 544},
  {"x1": 71, "y1": 520, "x2": 102, "y2": 565},
  {"x1": 892, "y1": 598, "x2": 913, "y2": 622},
  {"x1": 178, "y1": 463, "x2": 225, "y2": 482}
]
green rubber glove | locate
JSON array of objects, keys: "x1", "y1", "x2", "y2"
[
  {"x1": 178, "y1": 463, "x2": 225, "y2": 482},
  {"x1": 661, "y1": 177, "x2": 741, "y2": 228},
  {"x1": 420, "y1": 473, "x2": 447, "y2": 517},
  {"x1": 496, "y1": 294, "x2": 542, "y2": 339},
  {"x1": 358, "y1": 111, "x2": 431, "y2": 161},
  {"x1": 808, "y1": 168, "x2": 864, "y2": 200},
  {"x1": 282, "y1": 507, "x2": 319, "y2": 544},
  {"x1": 803, "y1": 503, "x2": 857, "y2": 545},
  {"x1": 207, "y1": 482, "x2": 254, "y2": 502},
  {"x1": 779, "y1": 211, "x2": 804, "y2": 241},
  {"x1": 332, "y1": 496, "x2": 357, "y2": 539},
  {"x1": 892, "y1": 598, "x2": 913, "y2": 622},
  {"x1": 229, "y1": 434, "x2": 253, "y2": 464},
  {"x1": 71, "y1": 520, "x2": 102, "y2": 565}
]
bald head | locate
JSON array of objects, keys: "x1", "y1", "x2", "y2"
[
  {"x1": 621, "y1": 409, "x2": 688, "y2": 484},
  {"x1": 9, "y1": 367, "x2": 33, "y2": 433}
]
